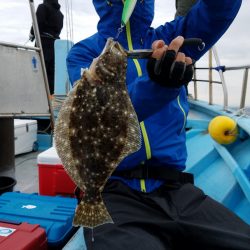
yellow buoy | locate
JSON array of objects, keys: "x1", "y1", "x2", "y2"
[{"x1": 208, "y1": 116, "x2": 238, "y2": 145}]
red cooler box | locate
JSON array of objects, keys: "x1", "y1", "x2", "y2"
[
  {"x1": 0, "y1": 221, "x2": 47, "y2": 250},
  {"x1": 38, "y1": 147, "x2": 76, "y2": 196}
]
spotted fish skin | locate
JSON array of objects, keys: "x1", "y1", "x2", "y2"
[{"x1": 54, "y1": 38, "x2": 141, "y2": 228}]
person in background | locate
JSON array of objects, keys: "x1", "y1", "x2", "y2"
[
  {"x1": 175, "y1": 0, "x2": 198, "y2": 17},
  {"x1": 29, "y1": 0, "x2": 64, "y2": 95},
  {"x1": 67, "y1": 0, "x2": 250, "y2": 249}
]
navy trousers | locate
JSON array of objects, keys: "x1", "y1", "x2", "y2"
[{"x1": 84, "y1": 180, "x2": 250, "y2": 250}]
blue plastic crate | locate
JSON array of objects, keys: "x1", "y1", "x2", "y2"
[{"x1": 0, "y1": 192, "x2": 78, "y2": 247}]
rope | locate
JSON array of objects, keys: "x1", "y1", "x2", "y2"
[
  {"x1": 64, "y1": 0, "x2": 74, "y2": 46},
  {"x1": 63, "y1": 0, "x2": 74, "y2": 94}
]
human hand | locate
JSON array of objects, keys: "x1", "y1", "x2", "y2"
[
  {"x1": 29, "y1": 33, "x2": 35, "y2": 42},
  {"x1": 147, "y1": 36, "x2": 194, "y2": 88}
]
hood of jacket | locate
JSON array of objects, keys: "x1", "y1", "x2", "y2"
[
  {"x1": 44, "y1": 0, "x2": 61, "y2": 10},
  {"x1": 93, "y1": 0, "x2": 154, "y2": 46}
]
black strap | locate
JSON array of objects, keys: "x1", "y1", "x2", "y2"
[{"x1": 112, "y1": 165, "x2": 194, "y2": 184}]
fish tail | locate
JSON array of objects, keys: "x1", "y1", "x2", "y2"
[{"x1": 73, "y1": 194, "x2": 113, "y2": 228}]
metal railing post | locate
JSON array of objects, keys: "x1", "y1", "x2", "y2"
[
  {"x1": 28, "y1": 0, "x2": 55, "y2": 130},
  {"x1": 212, "y1": 46, "x2": 228, "y2": 110},
  {"x1": 193, "y1": 66, "x2": 198, "y2": 100},
  {"x1": 208, "y1": 49, "x2": 213, "y2": 105},
  {"x1": 240, "y1": 68, "x2": 249, "y2": 110}
]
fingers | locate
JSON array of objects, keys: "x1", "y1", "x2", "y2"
[
  {"x1": 170, "y1": 61, "x2": 186, "y2": 81},
  {"x1": 168, "y1": 36, "x2": 184, "y2": 53},
  {"x1": 152, "y1": 40, "x2": 165, "y2": 50},
  {"x1": 168, "y1": 36, "x2": 188, "y2": 65},
  {"x1": 151, "y1": 37, "x2": 191, "y2": 64},
  {"x1": 147, "y1": 37, "x2": 194, "y2": 88},
  {"x1": 170, "y1": 52, "x2": 192, "y2": 80},
  {"x1": 170, "y1": 51, "x2": 186, "y2": 80},
  {"x1": 151, "y1": 37, "x2": 193, "y2": 76},
  {"x1": 151, "y1": 40, "x2": 168, "y2": 59},
  {"x1": 185, "y1": 56, "x2": 193, "y2": 65},
  {"x1": 175, "y1": 52, "x2": 185, "y2": 63},
  {"x1": 175, "y1": 52, "x2": 193, "y2": 66}
]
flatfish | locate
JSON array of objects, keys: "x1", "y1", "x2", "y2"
[{"x1": 54, "y1": 38, "x2": 141, "y2": 228}]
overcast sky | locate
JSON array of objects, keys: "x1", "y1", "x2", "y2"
[{"x1": 0, "y1": 0, "x2": 250, "y2": 107}]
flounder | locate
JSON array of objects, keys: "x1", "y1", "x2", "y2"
[{"x1": 54, "y1": 38, "x2": 141, "y2": 228}]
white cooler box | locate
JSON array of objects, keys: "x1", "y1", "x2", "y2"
[{"x1": 14, "y1": 119, "x2": 38, "y2": 155}]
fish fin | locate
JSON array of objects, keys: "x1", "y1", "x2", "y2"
[{"x1": 73, "y1": 195, "x2": 113, "y2": 228}]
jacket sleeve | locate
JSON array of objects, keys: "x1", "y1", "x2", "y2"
[
  {"x1": 66, "y1": 35, "x2": 104, "y2": 85},
  {"x1": 66, "y1": 44, "x2": 91, "y2": 86},
  {"x1": 155, "y1": 0, "x2": 242, "y2": 61}
]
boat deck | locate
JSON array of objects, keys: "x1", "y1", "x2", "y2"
[{"x1": 14, "y1": 151, "x2": 40, "y2": 193}]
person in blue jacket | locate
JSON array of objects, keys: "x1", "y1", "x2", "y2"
[{"x1": 67, "y1": 0, "x2": 250, "y2": 249}]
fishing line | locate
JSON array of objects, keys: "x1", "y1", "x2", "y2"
[
  {"x1": 115, "y1": 0, "x2": 137, "y2": 40},
  {"x1": 63, "y1": 0, "x2": 74, "y2": 94},
  {"x1": 64, "y1": 0, "x2": 74, "y2": 44},
  {"x1": 115, "y1": 25, "x2": 124, "y2": 41}
]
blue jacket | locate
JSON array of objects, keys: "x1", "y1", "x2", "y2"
[{"x1": 67, "y1": 0, "x2": 242, "y2": 192}]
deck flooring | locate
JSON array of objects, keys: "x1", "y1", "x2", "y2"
[{"x1": 14, "y1": 151, "x2": 41, "y2": 193}]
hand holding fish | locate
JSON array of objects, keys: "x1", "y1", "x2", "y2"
[{"x1": 147, "y1": 36, "x2": 194, "y2": 88}]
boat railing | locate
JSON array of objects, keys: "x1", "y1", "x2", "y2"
[
  {"x1": 192, "y1": 46, "x2": 250, "y2": 115},
  {"x1": 0, "y1": 41, "x2": 40, "y2": 51}
]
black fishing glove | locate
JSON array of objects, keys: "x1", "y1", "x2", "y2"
[
  {"x1": 147, "y1": 50, "x2": 194, "y2": 88},
  {"x1": 29, "y1": 33, "x2": 35, "y2": 42}
]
